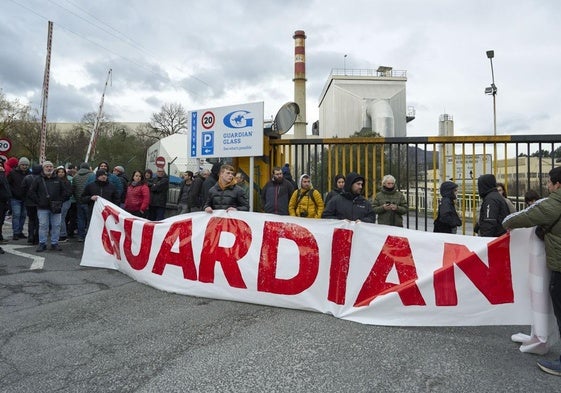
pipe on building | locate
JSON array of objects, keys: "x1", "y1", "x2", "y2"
[{"x1": 366, "y1": 99, "x2": 395, "y2": 137}]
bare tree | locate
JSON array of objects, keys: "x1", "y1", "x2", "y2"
[{"x1": 149, "y1": 102, "x2": 188, "y2": 137}]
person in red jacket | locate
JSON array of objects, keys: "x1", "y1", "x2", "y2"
[{"x1": 124, "y1": 170, "x2": 150, "y2": 218}]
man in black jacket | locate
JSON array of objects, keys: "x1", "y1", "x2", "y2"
[
  {"x1": 148, "y1": 168, "x2": 169, "y2": 221},
  {"x1": 261, "y1": 167, "x2": 294, "y2": 215},
  {"x1": 28, "y1": 161, "x2": 67, "y2": 252},
  {"x1": 7, "y1": 156, "x2": 30, "y2": 240},
  {"x1": 82, "y1": 169, "x2": 120, "y2": 224},
  {"x1": 475, "y1": 174, "x2": 510, "y2": 237},
  {"x1": 322, "y1": 172, "x2": 376, "y2": 223},
  {"x1": 204, "y1": 164, "x2": 248, "y2": 213},
  {"x1": 434, "y1": 181, "x2": 462, "y2": 234}
]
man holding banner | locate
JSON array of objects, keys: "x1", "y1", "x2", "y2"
[
  {"x1": 503, "y1": 166, "x2": 561, "y2": 376},
  {"x1": 322, "y1": 172, "x2": 375, "y2": 223},
  {"x1": 204, "y1": 164, "x2": 248, "y2": 213}
]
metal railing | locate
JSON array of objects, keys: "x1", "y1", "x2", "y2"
[{"x1": 269, "y1": 134, "x2": 561, "y2": 234}]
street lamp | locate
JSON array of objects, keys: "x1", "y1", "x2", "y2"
[
  {"x1": 484, "y1": 50, "x2": 497, "y2": 136},
  {"x1": 344, "y1": 54, "x2": 347, "y2": 75}
]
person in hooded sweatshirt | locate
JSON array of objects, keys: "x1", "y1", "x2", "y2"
[
  {"x1": 475, "y1": 174, "x2": 510, "y2": 237},
  {"x1": 288, "y1": 174, "x2": 324, "y2": 219},
  {"x1": 322, "y1": 172, "x2": 376, "y2": 223},
  {"x1": 372, "y1": 174, "x2": 408, "y2": 227},
  {"x1": 434, "y1": 181, "x2": 462, "y2": 234},
  {"x1": 324, "y1": 174, "x2": 345, "y2": 206}
]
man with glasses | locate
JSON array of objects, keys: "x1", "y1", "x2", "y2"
[{"x1": 7, "y1": 157, "x2": 30, "y2": 240}]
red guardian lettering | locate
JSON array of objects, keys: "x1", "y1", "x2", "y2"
[
  {"x1": 257, "y1": 221, "x2": 319, "y2": 295},
  {"x1": 101, "y1": 205, "x2": 122, "y2": 260},
  {"x1": 199, "y1": 217, "x2": 252, "y2": 288},
  {"x1": 327, "y1": 228, "x2": 353, "y2": 305},
  {"x1": 122, "y1": 218, "x2": 155, "y2": 270},
  {"x1": 433, "y1": 234, "x2": 513, "y2": 306},
  {"x1": 152, "y1": 219, "x2": 197, "y2": 280},
  {"x1": 354, "y1": 235, "x2": 426, "y2": 307}
]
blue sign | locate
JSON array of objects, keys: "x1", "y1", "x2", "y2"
[
  {"x1": 201, "y1": 131, "x2": 214, "y2": 155},
  {"x1": 190, "y1": 112, "x2": 198, "y2": 157}
]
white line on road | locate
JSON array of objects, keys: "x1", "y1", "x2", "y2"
[{"x1": 3, "y1": 244, "x2": 45, "y2": 270}]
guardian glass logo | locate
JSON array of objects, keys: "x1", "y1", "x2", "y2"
[{"x1": 223, "y1": 110, "x2": 254, "y2": 129}]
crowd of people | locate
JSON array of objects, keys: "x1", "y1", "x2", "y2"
[
  {"x1": 2, "y1": 154, "x2": 560, "y2": 376},
  {"x1": 0, "y1": 157, "x2": 176, "y2": 253}
]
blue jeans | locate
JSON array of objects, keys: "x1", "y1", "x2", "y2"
[
  {"x1": 76, "y1": 203, "x2": 89, "y2": 239},
  {"x1": 10, "y1": 199, "x2": 27, "y2": 236},
  {"x1": 37, "y1": 208, "x2": 61, "y2": 245},
  {"x1": 59, "y1": 200, "x2": 72, "y2": 237}
]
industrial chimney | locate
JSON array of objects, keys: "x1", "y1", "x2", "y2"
[{"x1": 293, "y1": 30, "x2": 307, "y2": 138}]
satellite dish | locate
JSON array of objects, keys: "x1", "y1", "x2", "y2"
[{"x1": 264, "y1": 102, "x2": 300, "y2": 137}]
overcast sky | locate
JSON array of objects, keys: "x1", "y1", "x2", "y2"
[{"x1": 1, "y1": 0, "x2": 560, "y2": 137}]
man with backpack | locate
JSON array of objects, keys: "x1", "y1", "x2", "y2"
[{"x1": 288, "y1": 174, "x2": 324, "y2": 219}]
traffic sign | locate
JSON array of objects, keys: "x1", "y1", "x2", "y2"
[
  {"x1": 202, "y1": 111, "x2": 215, "y2": 130},
  {"x1": 155, "y1": 156, "x2": 166, "y2": 168},
  {"x1": 0, "y1": 138, "x2": 12, "y2": 153}
]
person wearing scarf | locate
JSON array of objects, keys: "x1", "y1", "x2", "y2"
[
  {"x1": 204, "y1": 164, "x2": 249, "y2": 213},
  {"x1": 372, "y1": 174, "x2": 408, "y2": 227}
]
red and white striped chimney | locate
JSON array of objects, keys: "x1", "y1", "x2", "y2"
[{"x1": 293, "y1": 30, "x2": 307, "y2": 138}]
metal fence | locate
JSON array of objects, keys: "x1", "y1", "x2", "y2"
[{"x1": 269, "y1": 134, "x2": 561, "y2": 234}]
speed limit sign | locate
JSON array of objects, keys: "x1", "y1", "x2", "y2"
[{"x1": 0, "y1": 138, "x2": 11, "y2": 153}]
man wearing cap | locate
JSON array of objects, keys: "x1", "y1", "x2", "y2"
[
  {"x1": 7, "y1": 157, "x2": 30, "y2": 240},
  {"x1": 28, "y1": 161, "x2": 67, "y2": 252},
  {"x1": 86, "y1": 161, "x2": 123, "y2": 201},
  {"x1": 322, "y1": 172, "x2": 376, "y2": 223},
  {"x1": 72, "y1": 162, "x2": 92, "y2": 242},
  {"x1": 82, "y1": 169, "x2": 120, "y2": 223},
  {"x1": 113, "y1": 165, "x2": 128, "y2": 208}
]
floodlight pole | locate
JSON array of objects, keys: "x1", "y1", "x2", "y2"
[{"x1": 486, "y1": 50, "x2": 497, "y2": 136}]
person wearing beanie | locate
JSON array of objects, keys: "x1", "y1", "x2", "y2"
[
  {"x1": 324, "y1": 174, "x2": 345, "y2": 206},
  {"x1": 372, "y1": 174, "x2": 408, "y2": 227},
  {"x1": 7, "y1": 156, "x2": 31, "y2": 240},
  {"x1": 281, "y1": 163, "x2": 297, "y2": 189},
  {"x1": 86, "y1": 161, "x2": 123, "y2": 200},
  {"x1": 28, "y1": 161, "x2": 67, "y2": 252},
  {"x1": 81, "y1": 168, "x2": 120, "y2": 223},
  {"x1": 475, "y1": 174, "x2": 510, "y2": 237},
  {"x1": 288, "y1": 174, "x2": 324, "y2": 219},
  {"x1": 322, "y1": 172, "x2": 375, "y2": 223},
  {"x1": 21, "y1": 164, "x2": 42, "y2": 244},
  {"x1": 433, "y1": 181, "x2": 462, "y2": 234}
]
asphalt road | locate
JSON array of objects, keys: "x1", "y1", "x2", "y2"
[{"x1": 1, "y1": 238, "x2": 560, "y2": 392}]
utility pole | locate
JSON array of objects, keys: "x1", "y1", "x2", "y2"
[
  {"x1": 40, "y1": 21, "x2": 54, "y2": 163},
  {"x1": 85, "y1": 69, "x2": 112, "y2": 163}
]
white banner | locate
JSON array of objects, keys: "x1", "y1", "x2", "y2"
[{"x1": 81, "y1": 198, "x2": 541, "y2": 326}]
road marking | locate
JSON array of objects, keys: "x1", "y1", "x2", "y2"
[{"x1": 3, "y1": 244, "x2": 45, "y2": 270}]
